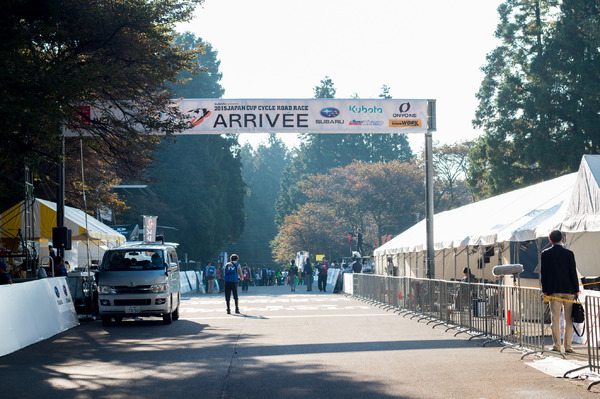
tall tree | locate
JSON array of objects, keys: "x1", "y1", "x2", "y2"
[
  {"x1": 275, "y1": 79, "x2": 413, "y2": 226},
  {"x1": 233, "y1": 136, "x2": 289, "y2": 267},
  {"x1": 433, "y1": 141, "x2": 474, "y2": 211},
  {"x1": 469, "y1": 0, "x2": 600, "y2": 198},
  {"x1": 272, "y1": 160, "x2": 425, "y2": 262},
  {"x1": 117, "y1": 32, "x2": 244, "y2": 263},
  {"x1": 0, "y1": 0, "x2": 203, "y2": 211}
]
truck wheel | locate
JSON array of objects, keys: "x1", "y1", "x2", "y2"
[
  {"x1": 163, "y1": 312, "x2": 173, "y2": 325},
  {"x1": 172, "y1": 307, "x2": 179, "y2": 321},
  {"x1": 101, "y1": 316, "x2": 112, "y2": 327}
]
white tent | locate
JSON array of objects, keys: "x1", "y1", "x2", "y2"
[{"x1": 374, "y1": 155, "x2": 600, "y2": 279}]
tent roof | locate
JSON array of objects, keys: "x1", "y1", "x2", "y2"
[
  {"x1": 375, "y1": 155, "x2": 600, "y2": 256},
  {"x1": 0, "y1": 198, "x2": 125, "y2": 244}
]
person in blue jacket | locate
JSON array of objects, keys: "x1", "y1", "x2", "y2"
[{"x1": 224, "y1": 254, "x2": 243, "y2": 314}]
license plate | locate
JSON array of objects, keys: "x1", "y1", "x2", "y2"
[{"x1": 125, "y1": 306, "x2": 140, "y2": 314}]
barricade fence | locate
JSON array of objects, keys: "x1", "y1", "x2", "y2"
[{"x1": 351, "y1": 274, "x2": 552, "y2": 354}]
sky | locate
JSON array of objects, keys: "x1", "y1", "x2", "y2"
[{"x1": 177, "y1": 0, "x2": 504, "y2": 153}]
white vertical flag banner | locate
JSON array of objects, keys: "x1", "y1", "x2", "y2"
[{"x1": 143, "y1": 215, "x2": 157, "y2": 243}]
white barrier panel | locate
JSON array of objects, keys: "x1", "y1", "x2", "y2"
[
  {"x1": 343, "y1": 273, "x2": 354, "y2": 295},
  {"x1": 186, "y1": 271, "x2": 197, "y2": 292},
  {"x1": 196, "y1": 271, "x2": 206, "y2": 294},
  {"x1": 326, "y1": 269, "x2": 341, "y2": 291},
  {"x1": 0, "y1": 277, "x2": 78, "y2": 357},
  {"x1": 179, "y1": 272, "x2": 191, "y2": 294}
]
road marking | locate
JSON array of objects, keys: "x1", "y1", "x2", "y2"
[{"x1": 184, "y1": 313, "x2": 394, "y2": 321}]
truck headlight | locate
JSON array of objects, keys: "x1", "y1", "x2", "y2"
[
  {"x1": 150, "y1": 284, "x2": 168, "y2": 293},
  {"x1": 98, "y1": 285, "x2": 116, "y2": 294}
]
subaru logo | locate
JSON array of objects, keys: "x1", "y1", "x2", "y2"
[
  {"x1": 54, "y1": 286, "x2": 60, "y2": 298},
  {"x1": 320, "y1": 108, "x2": 340, "y2": 118}
]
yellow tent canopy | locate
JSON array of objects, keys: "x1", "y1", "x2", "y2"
[{"x1": 0, "y1": 198, "x2": 125, "y2": 245}]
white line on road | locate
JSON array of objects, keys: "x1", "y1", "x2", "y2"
[{"x1": 184, "y1": 313, "x2": 395, "y2": 321}]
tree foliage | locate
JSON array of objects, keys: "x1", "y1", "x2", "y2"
[
  {"x1": 116, "y1": 32, "x2": 245, "y2": 263},
  {"x1": 433, "y1": 141, "x2": 474, "y2": 211},
  {"x1": 0, "y1": 0, "x2": 202, "y2": 211},
  {"x1": 233, "y1": 136, "x2": 290, "y2": 267},
  {"x1": 469, "y1": 0, "x2": 600, "y2": 198},
  {"x1": 272, "y1": 160, "x2": 424, "y2": 262},
  {"x1": 274, "y1": 78, "x2": 414, "y2": 226}
]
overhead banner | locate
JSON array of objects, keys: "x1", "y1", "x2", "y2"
[
  {"x1": 63, "y1": 99, "x2": 432, "y2": 136},
  {"x1": 178, "y1": 99, "x2": 430, "y2": 134}
]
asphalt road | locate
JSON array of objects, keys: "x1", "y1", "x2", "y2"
[{"x1": 0, "y1": 284, "x2": 594, "y2": 399}]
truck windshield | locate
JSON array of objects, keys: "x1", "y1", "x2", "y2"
[{"x1": 102, "y1": 249, "x2": 165, "y2": 271}]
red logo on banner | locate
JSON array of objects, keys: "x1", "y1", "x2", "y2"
[
  {"x1": 190, "y1": 108, "x2": 211, "y2": 127},
  {"x1": 69, "y1": 106, "x2": 91, "y2": 129}
]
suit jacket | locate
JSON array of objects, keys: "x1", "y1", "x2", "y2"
[{"x1": 540, "y1": 244, "x2": 579, "y2": 294}]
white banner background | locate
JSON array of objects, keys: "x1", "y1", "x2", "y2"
[{"x1": 177, "y1": 98, "x2": 430, "y2": 134}]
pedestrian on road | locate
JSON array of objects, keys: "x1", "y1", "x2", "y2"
[
  {"x1": 205, "y1": 262, "x2": 216, "y2": 294},
  {"x1": 217, "y1": 262, "x2": 225, "y2": 293},
  {"x1": 318, "y1": 258, "x2": 328, "y2": 292},
  {"x1": 541, "y1": 230, "x2": 580, "y2": 353},
  {"x1": 304, "y1": 258, "x2": 313, "y2": 291},
  {"x1": 289, "y1": 260, "x2": 298, "y2": 292},
  {"x1": 241, "y1": 263, "x2": 251, "y2": 292},
  {"x1": 224, "y1": 254, "x2": 243, "y2": 314}
]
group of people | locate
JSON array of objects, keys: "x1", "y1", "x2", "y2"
[
  {"x1": 208, "y1": 230, "x2": 582, "y2": 355},
  {"x1": 203, "y1": 262, "x2": 271, "y2": 294}
]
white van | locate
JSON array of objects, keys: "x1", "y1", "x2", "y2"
[{"x1": 97, "y1": 242, "x2": 181, "y2": 326}]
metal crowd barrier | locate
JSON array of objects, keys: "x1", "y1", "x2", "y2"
[
  {"x1": 351, "y1": 274, "x2": 550, "y2": 355},
  {"x1": 564, "y1": 294, "x2": 600, "y2": 389}
]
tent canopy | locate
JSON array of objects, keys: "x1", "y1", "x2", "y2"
[
  {"x1": 375, "y1": 155, "x2": 600, "y2": 256},
  {"x1": 0, "y1": 198, "x2": 125, "y2": 245}
]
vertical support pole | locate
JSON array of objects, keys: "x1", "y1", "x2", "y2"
[
  {"x1": 57, "y1": 136, "x2": 65, "y2": 258},
  {"x1": 425, "y1": 100, "x2": 436, "y2": 278}
]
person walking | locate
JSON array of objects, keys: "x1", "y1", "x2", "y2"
[
  {"x1": 289, "y1": 260, "x2": 298, "y2": 292},
  {"x1": 205, "y1": 262, "x2": 216, "y2": 294},
  {"x1": 540, "y1": 230, "x2": 580, "y2": 353},
  {"x1": 318, "y1": 258, "x2": 328, "y2": 292},
  {"x1": 217, "y1": 262, "x2": 225, "y2": 293},
  {"x1": 241, "y1": 263, "x2": 251, "y2": 293},
  {"x1": 304, "y1": 258, "x2": 313, "y2": 291},
  {"x1": 224, "y1": 254, "x2": 243, "y2": 314}
]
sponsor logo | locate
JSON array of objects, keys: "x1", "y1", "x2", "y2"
[
  {"x1": 63, "y1": 285, "x2": 68, "y2": 296},
  {"x1": 389, "y1": 120, "x2": 422, "y2": 128},
  {"x1": 349, "y1": 120, "x2": 384, "y2": 126},
  {"x1": 54, "y1": 286, "x2": 60, "y2": 298},
  {"x1": 189, "y1": 108, "x2": 212, "y2": 127},
  {"x1": 399, "y1": 102, "x2": 411, "y2": 113},
  {"x1": 349, "y1": 105, "x2": 383, "y2": 114},
  {"x1": 320, "y1": 108, "x2": 340, "y2": 118},
  {"x1": 315, "y1": 119, "x2": 345, "y2": 124}
]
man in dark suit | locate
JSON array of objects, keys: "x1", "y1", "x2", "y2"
[{"x1": 540, "y1": 230, "x2": 580, "y2": 353}]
